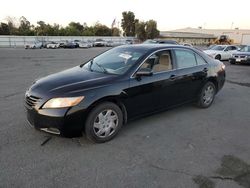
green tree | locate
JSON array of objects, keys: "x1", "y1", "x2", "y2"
[
  {"x1": 82, "y1": 26, "x2": 95, "y2": 36},
  {"x1": 121, "y1": 11, "x2": 136, "y2": 36},
  {"x1": 112, "y1": 27, "x2": 120, "y2": 36},
  {"x1": 93, "y1": 23, "x2": 111, "y2": 36},
  {"x1": 5, "y1": 17, "x2": 18, "y2": 35},
  {"x1": 69, "y1": 22, "x2": 84, "y2": 31},
  {"x1": 35, "y1": 21, "x2": 47, "y2": 35},
  {"x1": 18, "y1": 16, "x2": 34, "y2": 35},
  {"x1": 135, "y1": 21, "x2": 147, "y2": 41},
  {"x1": 0, "y1": 23, "x2": 10, "y2": 35},
  {"x1": 145, "y1": 20, "x2": 159, "y2": 39}
]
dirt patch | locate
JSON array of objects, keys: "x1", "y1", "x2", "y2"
[
  {"x1": 193, "y1": 155, "x2": 250, "y2": 188},
  {"x1": 216, "y1": 155, "x2": 250, "y2": 188}
]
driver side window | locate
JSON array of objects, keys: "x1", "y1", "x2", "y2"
[{"x1": 140, "y1": 50, "x2": 172, "y2": 73}]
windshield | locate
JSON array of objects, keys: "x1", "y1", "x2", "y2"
[
  {"x1": 240, "y1": 46, "x2": 250, "y2": 52},
  {"x1": 82, "y1": 47, "x2": 145, "y2": 75},
  {"x1": 210, "y1": 45, "x2": 226, "y2": 51}
]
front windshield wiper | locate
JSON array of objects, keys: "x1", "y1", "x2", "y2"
[
  {"x1": 87, "y1": 59, "x2": 108, "y2": 73},
  {"x1": 94, "y1": 61, "x2": 108, "y2": 74}
]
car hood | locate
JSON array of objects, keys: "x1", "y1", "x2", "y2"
[
  {"x1": 232, "y1": 52, "x2": 250, "y2": 56},
  {"x1": 29, "y1": 66, "x2": 116, "y2": 97}
]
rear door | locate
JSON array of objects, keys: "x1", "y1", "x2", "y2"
[{"x1": 173, "y1": 49, "x2": 208, "y2": 102}]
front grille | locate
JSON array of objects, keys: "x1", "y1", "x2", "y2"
[
  {"x1": 240, "y1": 56, "x2": 246, "y2": 58},
  {"x1": 25, "y1": 95, "x2": 41, "y2": 108},
  {"x1": 234, "y1": 55, "x2": 239, "y2": 58}
]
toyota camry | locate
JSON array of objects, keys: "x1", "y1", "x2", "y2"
[{"x1": 24, "y1": 44, "x2": 225, "y2": 143}]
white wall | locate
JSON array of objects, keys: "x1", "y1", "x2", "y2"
[{"x1": 241, "y1": 34, "x2": 250, "y2": 45}]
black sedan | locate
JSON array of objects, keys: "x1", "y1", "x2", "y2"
[
  {"x1": 64, "y1": 42, "x2": 78, "y2": 48},
  {"x1": 24, "y1": 44, "x2": 225, "y2": 143},
  {"x1": 229, "y1": 45, "x2": 250, "y2": 64}
]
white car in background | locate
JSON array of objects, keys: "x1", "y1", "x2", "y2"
[
  {"x1": 79, "y1": 41, "x2": 92, "y2": 48},
  {"x1": 204, "y1": 45, "x2": 238, "y2": 60},
  {"x1": 24, "y1": 42, "x2": 42, "y2": 49},
  {"x1": 46, "y1": 42, "x2": 60, "y2": 49}
]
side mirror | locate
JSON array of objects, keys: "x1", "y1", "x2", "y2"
[{"x1": 135, "y1": 68, "x2": 153, "y2": 78}]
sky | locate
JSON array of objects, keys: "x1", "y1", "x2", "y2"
[{"x1": 1, "y1": 0, "x2": 250, "y2": 31}]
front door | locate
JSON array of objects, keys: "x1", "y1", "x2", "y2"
[{"x1": 124, "y1": 50, "x2": 179, "y2": 118}]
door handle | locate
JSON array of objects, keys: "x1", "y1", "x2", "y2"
[{"x1": 170, "y1": 74, "x2": 176, "y2": 81}]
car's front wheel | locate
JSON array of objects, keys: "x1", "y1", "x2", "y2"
[
  {"x1": 85, "y1": 102, "x2": 123, "y2": 143},
  {"x1": 197, "y1": 82, "x2": 216, "y2": 108},
  {"x1": 215, "y1": 54, "x2": 221, "y2": 60}
]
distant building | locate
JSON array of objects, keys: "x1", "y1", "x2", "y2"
[
  {"x1": 170, "y1": 27, "x2": 250, "y2": 44},
  {"x1": 159, "y1": 31, "x2": 216, "y2": 45}
]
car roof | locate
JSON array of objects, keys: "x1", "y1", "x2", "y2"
[{"x1": 117, "y1": 44, "x2": 184, "y2": 51}]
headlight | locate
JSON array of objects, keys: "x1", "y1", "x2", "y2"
[
  {"x1": 43, "y1": 96, "x2": 84, "y2": 109},
  {"x1": 221, "y1": 64, "x2": 226, "y2": 70}
]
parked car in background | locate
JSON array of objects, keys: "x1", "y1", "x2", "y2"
[
  {"x1": 143, "y1": 39, "x2": 179, "y2": 45},
  {"x1": 125, "y1": 39, "x2": 133, "y2": 44},
  {"x1": 94, "y1": 39, "x2": 107, "y2": 47},
  {"x1": 24, "y1": 42, "x2": 43, "y2": 49},
  {"x1": 73, "y1": 40, "x2": 81, "y2": 48},
  {"x1": 46, "y1": 42, "x2": 60, "y2": 49},
  {"x1": 229, "y1": 45, "x2": 250, "y2": 64},
  {"x1": 24, "y1": 44, "x2": 225, "y2": 143},
  {"x1": 106, "y1": 41, "x2": 114, "y2": 47},
  {"x1": 203, "y1": 45, "x2": 238, "y2": 60},
  {"x1": 207, "y1": 44, "x2": 216, "y2": 50},
  {"x1": 182, "y1": 43, "x2": 193, "y2": 47},
  {"x1": 64, "y1": 42, "x2": 78, "y2": 48},
  {"x1": 59, "y1": 41, "x2": 67, "y2": 48},
  {"x1": 79, "y1": 41, "x2": 92, "y2": 48}
]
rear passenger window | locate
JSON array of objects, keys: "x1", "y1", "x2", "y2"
[
  {"x1": 175, "y1": 49, "x2": 196, "y2": 68},
  {"x1": 195, "y1": 54, "x2": 207, "y2": 65}
]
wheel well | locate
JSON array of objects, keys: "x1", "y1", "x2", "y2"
[
  {"x1": 85, "y1": 96, "x2": 128, "y2": 126},
  {"x1": 208, "y1": 78, "x2": 218, "y2": 92}
]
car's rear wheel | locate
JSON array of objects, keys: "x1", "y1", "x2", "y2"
[
  {"x1": 85, "y1": 102, "x2": 123, "y2": 143},
  {"x1": 197, "y1": 82, "x2": 216, "y2": 108},
  {"x1": 215, "y1": 54, "x2": 221, "y2": 60}
]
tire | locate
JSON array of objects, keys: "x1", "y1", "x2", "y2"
[
  {"x1": 197, "y1": 82, "x2": 216, "y2": 108},
  {"x1": 215, "y1": 54, "x2": 221, "y2": 60},
  {"x1": 85, "y1": 102, "x2": 123, "y2": 143}
]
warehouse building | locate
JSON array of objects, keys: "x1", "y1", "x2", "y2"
[
  {"x1": 159, "y1": 31, "x2": 216, "y2": 45},
  {"x1": 171, "y1": 27, "x2": 250, "y2": 44}
]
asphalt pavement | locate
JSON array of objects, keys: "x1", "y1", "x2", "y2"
[{"x1": 1, "y1": 47, "x2": 250, "y2": 188}]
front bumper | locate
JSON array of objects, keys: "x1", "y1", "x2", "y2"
[
  {"x1": 25, "y1": 106, "x2": 87, "y2": 137},
  {"x1": 229, "y1": 58, "x2": 250, "y2": 64}
]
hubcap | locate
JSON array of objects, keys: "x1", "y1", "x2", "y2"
[
  {"x1": 93, "y1": 109, "x2": 118, "y2": 138},
  {"x1": 203, "y1": 85, "x2": 214, "y2": 105}
]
